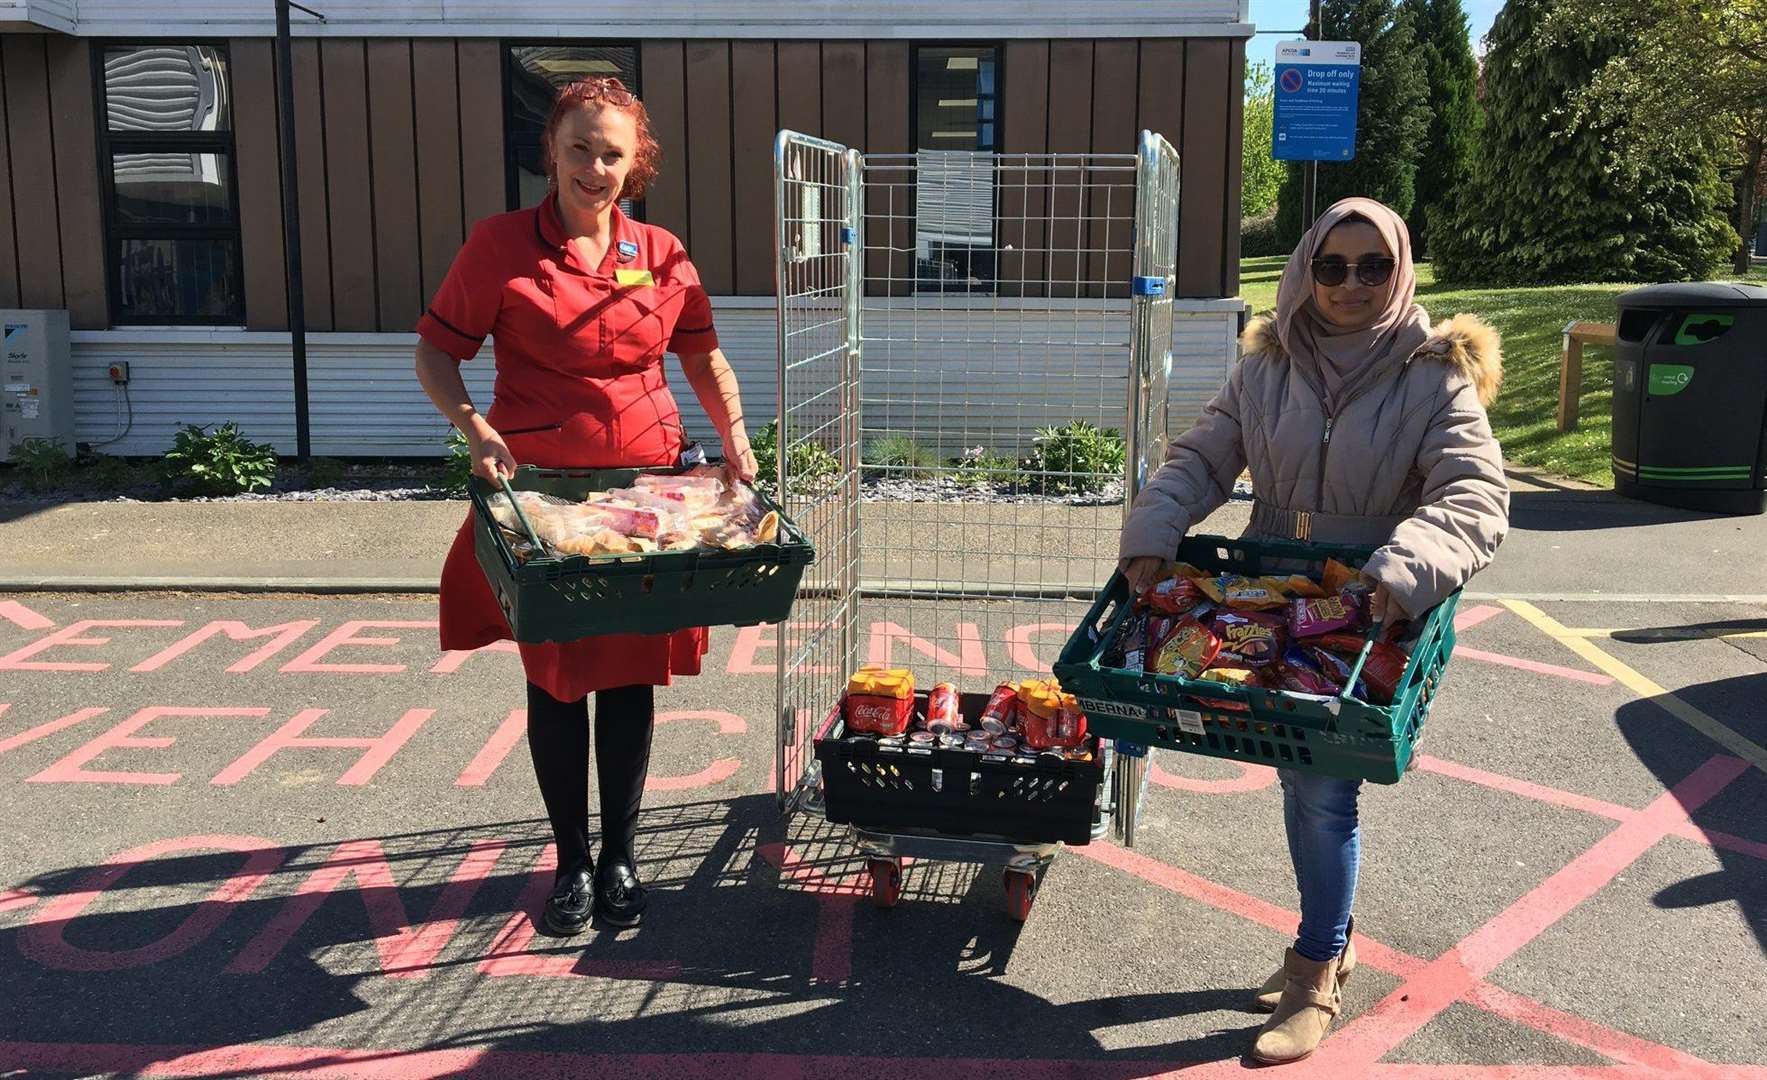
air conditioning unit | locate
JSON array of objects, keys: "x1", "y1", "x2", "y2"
[{"x1": 1, "y1": 310, "x2": 74, "y2": 459}]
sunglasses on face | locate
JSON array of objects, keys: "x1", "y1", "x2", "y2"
[{"x1": 1310, "y1": 256, "x2": 1396, "y2": 287}]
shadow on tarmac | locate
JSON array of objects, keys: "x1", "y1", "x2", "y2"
[
  {"x1": 1507, "y1": 488, "x2": 1736, "y2": 533},
  {"x1": 2, "y1": 795, "x2": 1264, "y2": 1069},
  {"x1": 1615, "y1": 673, "x2": 1767, "y2": 954}
]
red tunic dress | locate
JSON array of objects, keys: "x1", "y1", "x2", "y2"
[{"x1": 416, "y1": 194, "x2": 720, "y2": 702}]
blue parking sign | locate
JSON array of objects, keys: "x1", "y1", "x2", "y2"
[{"x1": 1272, "y1": 40, "x2": 1361, "y2": 162}]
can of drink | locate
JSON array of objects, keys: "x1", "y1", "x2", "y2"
[
  {"x1": 926, "y1": 682, "x2": 961, "y2": 734},
  {"x1": 992, "y1": 734, "x2": 1019, "y2": 751},
  {"x1": 978, "y1": 682, "x2": 1018, "y2": 733},
  {"x1": 908, "y1": 731, "x2": 935, "y2": 746},
  {"x1": 937, "y1": 734, "x2": 965, "y2": 750}
]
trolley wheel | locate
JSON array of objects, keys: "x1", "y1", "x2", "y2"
[
  {"x1": 1003, "y1": 869, "x2": 1036, "y2": 922},
  {"x1": 868, "y1": 858, "x2": 903, "y2": 909}
]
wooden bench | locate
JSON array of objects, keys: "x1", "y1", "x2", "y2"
[{"x1": 1556, "y1": 320, "x2": 1616, "y2": 432}]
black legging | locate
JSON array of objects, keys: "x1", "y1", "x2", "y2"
[{"x1": 525, "y1": 681, "x2": 655, "y2": 878}]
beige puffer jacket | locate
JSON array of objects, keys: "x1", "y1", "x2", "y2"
[{"x1": 1120, "y1": 312, "x2": 1510, "y2": 618}]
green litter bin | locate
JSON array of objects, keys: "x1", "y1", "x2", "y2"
[{"x1": 1611, "y1": 282, "x2": 1767, "y2": 515}]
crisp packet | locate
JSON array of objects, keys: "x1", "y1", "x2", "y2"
[
  {"x1": 1198, "y1": 575, "x2": 1289, "y2": 611},
  {"x1": 1289, "y1": 593, "x2": 1360, "y2": 638},
  {"x1": 1307, "y1": 646, "x2": 1370, "y2": 701},
  {"x1": 1321, "y1": 558, "x2": 1360, "y2": 595},
  {"x1": 1151, "y1": 616, "x2": 1221, "y2": 679},
  {"x1": 1170, "y1": 562, "x2": 1211, "y2": 581},
  {"x1": 1273, "y1": 645, "x2": 1340, "y2": 695},
  {"x1": 1145, "y1": 575, "x2": 1208, "y2": 616},
  {"x1": 1265, "y1": 574, "x2": 1328, "y2": 599},
  {"x1": 1212, "y1": 610, "x2": 1287, "y2": 667},
  {"x1": 1191, "y1": 665, "x2": 1261, "y2": 712}
]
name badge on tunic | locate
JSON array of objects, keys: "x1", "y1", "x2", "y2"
[
  {"x1": 615, "y1": 268, "x2": 655, "y2": 287},
  {"x1": 617, "y1": 240, "x2": 639, "y2": 261}
]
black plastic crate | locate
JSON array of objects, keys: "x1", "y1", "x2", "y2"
[{"x1": 813, "y1": 691, "x2": 1104, "y2": 845}]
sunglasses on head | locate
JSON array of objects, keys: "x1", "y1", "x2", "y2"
[
  {"x1": 576, "y1": 77, "x2": 637, "y2": 106},
  {"x1": 1310, "y1": 256, "x2": 1395, "y2": 287}
]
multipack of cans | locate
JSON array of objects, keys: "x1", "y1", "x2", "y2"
[{"x1": 841, "y1": 670, "x2": 1097, "y2": 763}]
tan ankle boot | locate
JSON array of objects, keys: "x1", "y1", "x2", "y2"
[
  {"x1": 1253, "y1": 919, "x2": 1356, "y2": 1011},
  {"x1": 1250, "y1": 948, "x2": 1343, "y2": 1064}
]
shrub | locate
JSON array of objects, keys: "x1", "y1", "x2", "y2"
[
  {"x1": 444, "y1": 430, "x2": 474, "y2": 494},
  {"x1": 950, "y1": 445, "x2": 1027, "y2": 487},
  {"x1": 160, "y1": 422, "x2": 278, "y2": 496},
  {"x1": 1026, "y1": 420, "x2": 1125, "y2": 494},
  {"x1": 864, "y1": 432, "x2": 940, "y2": 474},
  {"x1": 8, "y1": 437, "x2": 73, "y2": 491},
  {"x1": 1241, "y1": 209, "x2": 1289, "y2": 258},
  {"x1": 751, "y1": 419, "x2": 839, "y2": 493},
  {"x1": 77, "y1": 453, "x2": 142, "y2": 492}
]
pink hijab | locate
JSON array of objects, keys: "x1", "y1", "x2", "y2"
[{"x1": 1274, "y1": 197, "x2": 1432, "y2": 407}]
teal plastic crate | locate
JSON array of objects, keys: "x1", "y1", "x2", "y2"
[
  {"x1": 1052, "y1": 535, "x2": 1459, "y2": 784},
  {"x1": 469, "y1": 466, "x2": 816, "y2": 643}
]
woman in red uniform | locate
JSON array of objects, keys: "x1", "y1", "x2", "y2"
[{"x1": 414, "y1": 77, "x2": 757, "y2": 935}]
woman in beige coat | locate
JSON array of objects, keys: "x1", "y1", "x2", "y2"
[{"x1": 1119, "y1": 197, "x2": 1509, "y2": 1065}]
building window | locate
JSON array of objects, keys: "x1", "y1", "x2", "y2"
[
  {"x1": 505, "y1": 44, "x2": 640, "y2": 214},
  {"x1": 97, "y1": 44, "x2": 244, "y2": 324},
  {"x1": 912, "y1": 45, "x2": 998, "y2": 293}
]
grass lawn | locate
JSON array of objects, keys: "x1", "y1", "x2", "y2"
[{"x1": 1236, "y1": 256, "x2": 1767, "y2": 485}]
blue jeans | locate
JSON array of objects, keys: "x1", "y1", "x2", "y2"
[{"x1": 1280, "y1": 768, "x2": 1362, "y2": 963}]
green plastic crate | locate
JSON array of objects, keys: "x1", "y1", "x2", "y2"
[
  {"x1": 468, "y1": 466, "x2": 816, "y2": 643},
  {"x1": 1052, "y1": 535, "x2": 1459, "y2": 784}
]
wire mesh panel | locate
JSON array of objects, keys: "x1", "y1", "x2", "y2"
[
  {"x1": 774, "y1": 132, "x2": 863, "y2": 812},
  {"x1": 854, "y1": 148, "x2": 1143, "y2": 691},
  {"x1": 1128, "y1": 131, "x2": 1183, "y2": 502}
]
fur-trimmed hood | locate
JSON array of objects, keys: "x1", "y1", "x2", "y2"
[{"x1": 1240, "y1": 311, "x2": 1503, "y2": 407}]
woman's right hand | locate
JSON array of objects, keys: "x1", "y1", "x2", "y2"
[
  {"x1": 469, "y1": 426, "x2": 517, "y2": 481},
  {"x1": 1120, "y1": 556, "x2": 1169, "y2": 597}
]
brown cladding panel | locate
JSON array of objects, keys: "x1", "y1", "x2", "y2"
[
  {"x1": 1000, "y1": 41, "x2": 1049, "y2": 299},
  {"x1": 1090, "y1": 39, "x2": 1138, "y2": 299},
  {"x1": 367, "y1": 39, "x2": 422, "y2": 331},
  {"x1": 456, "y1": 40, "x2": 505, "y2": 227},
  {"x1": 639, "y1": 41, "x2": 689, "y2": 245},
  {"x1": 290, "y1": 39, "x2": 333, "y2": 330},
  {"x1": 775, "y1": 42, "x2": 821, "y2": 139},
  {"x1": 413, "y1": 40, "x2": 464, "y2": 304},
  {"x1": 821, "y1": 42, "x2": 865, "y2": 152},
  {"x1": 321, "y1": 40, "x2": 377, "y2": 330},
  {"x1": 1223, "y1": 41, "x2": 1245, "y2": 293},
  {"x1": 1045, "y1": 40, "x2": 1093, "y2": 298},
  {"x1": 865, "y1": 40, "x2": 912, "y2": 296},
  {"x1": 729, "y1": 41, "x2": 776, "y2": 296},
  {"x1": 1179, "y1": 40, "x2": 1230, "y2": 297},
  {"x1": 4, "y1": 37, "x2": 63, "y2": 310},
  {"x1": 0, "y1": 44, "x2": 19, "y2": 308},
  {"x1": 45, "y1": 38, "x2": 105, "y2": 328},
  {"x1": 230, "y1": 38, "x2": 288, "y2": 331},
  {"x1": 682, "y1": 42, "x2": 733, "y2": 294},
  {"x1": 1137, "y1": 40, "x2": 1184, "y2": 151}
]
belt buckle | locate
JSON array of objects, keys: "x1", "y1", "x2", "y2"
[{"x1": 1294, "y1": 510, "x2": 1312, "y2": 542}]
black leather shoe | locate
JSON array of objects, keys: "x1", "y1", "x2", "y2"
[
  {"x1": 594, "y1": 861, "x2": 648, "y2": 928},
  {"x1": 543, "y1": 865, "x2": 594, "y2": 936}
]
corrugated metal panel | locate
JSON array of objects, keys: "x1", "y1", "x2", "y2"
[
  {"x1": 70, "y1": 304, "x2": 1235, "y2": 459},
  {"x1": 0, "y1": 0, "x2": 76, "y2": 31},
  {"x1": 60, "y1": 1, "x2": 1250, "y2": 37}
]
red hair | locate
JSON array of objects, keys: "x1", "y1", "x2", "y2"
[{"x1": 541, "y1": 77, "x2": 661, "y2": 201}]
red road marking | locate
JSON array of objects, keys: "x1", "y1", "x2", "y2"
[
  {"x1": 756, "y1": 841, "x2": 859, "y2": 984},
  {"x1": 1418, "y1": 755, "x2": 1767, "y2": 864},
  {"x1": 0, "y1": 705, "x2": 109, "y2": 755},
  {"x1": 477, "y1": 844, "x2": 681, "y2": 981},
  {"x1": 1454, "y1": 646, "x2": 1614, "y2": 685},
  {"x1": 1148, "y1": 757, "x2": 1278, "y2": 795},
  {"x1": 1074, "y1": 840, "x2": 1732, "y2": 1076},
  {"x1": 0, "y1": 887, "x2": 39, "y2": 913},
  {"x1": 0, "y1": 599, "x2": 54, "y2": 630},
  {"x1": 1453, "y1": 604, "x2": 1506, "y2": 632},
  {"x1": 454, "y1": 709, "x2": 527, "y2": 787},
  {"x1": 1312, "y1": 754, "x2": 1750, "y2": 1073},
  {"x1": 0, "y1": 1042, "x2": 1758, "y2": 1080}
]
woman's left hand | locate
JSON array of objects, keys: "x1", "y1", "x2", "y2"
[
  {"x1": 1367, "y1": 582, "x2": 1407, "y2": 627},
  {"x1": 724, "y1": 437, "x2": 759, "y2": 485}
]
